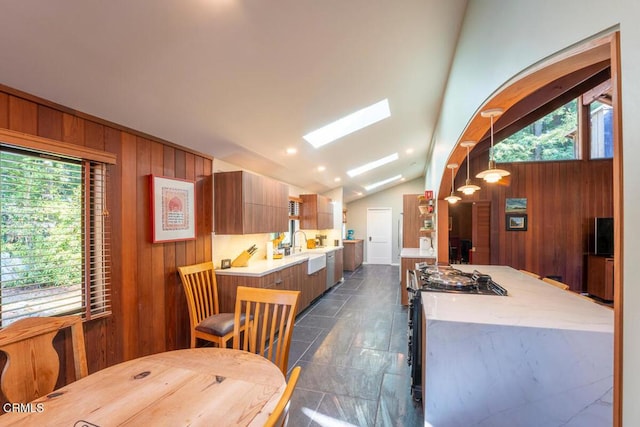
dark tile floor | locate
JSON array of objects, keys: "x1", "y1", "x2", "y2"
[{"x1": 285, "y1": 264, "x2": 424, "y2": 427}]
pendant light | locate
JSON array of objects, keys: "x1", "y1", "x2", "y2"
[
  {"x1": 444, "y1": 163, "x2": 461, "y2": 204},
  {"x1": 457, "y1": 141, "x2": 481, "y2": 195},
  {"x1": 476, "y1": 108, "x2": 510, "y2": 183}
]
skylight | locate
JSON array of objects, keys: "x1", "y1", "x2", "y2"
[
  {"x1": 303, "y1": 99, "x2": 391, "y2": 148},
  {"x1": 364, "y1": 174, "x2": 402, "y2": 191},
  {"x1": 347, "y1": 153, "x2": 398, "y2": 177}
]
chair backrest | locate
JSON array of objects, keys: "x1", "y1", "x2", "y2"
[
  {"x1": 519, "y1": 269, "x2": 541, "y2": 279},
  {"x1": 264, "y1": 366, "x2": 301, "y2": 427},
  {"x1": 542, "y1": 277, "x2": 570, "y2": 290},
  {"x1": 178, "y1": 261, "x2": 220, "y2": 328},
  {"x1": 0, "y1": 316, "x2": 88, "y2": 403},
  {"x1": 233, "y1": 286, "x2": 300, "y2": 375}
]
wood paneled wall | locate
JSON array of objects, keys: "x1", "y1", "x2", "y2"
[
  {"x1": 455, "y1": 154, "x2": 613, "y2": 291},
  {"x1": 0, "y1": 86, "x2": 212, "y2": 391}
]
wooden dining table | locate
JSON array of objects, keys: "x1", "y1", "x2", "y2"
[{"x1": 1, "y1": 347, "x2": 285, "y2": 426}]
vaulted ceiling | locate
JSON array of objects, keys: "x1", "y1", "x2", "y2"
[{"x1": 0, "y1": 1, "x2": 468, "y2": 202}]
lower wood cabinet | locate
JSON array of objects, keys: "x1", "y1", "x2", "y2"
[
  {"x1": 587, "y1": 255, "x2": 614, "y2": 301},
  {"x1": 343, "y1": 240, "x2": 363, "y2": 271},
  {"x1": 216, "y1": 261, "x2": 327, "y2": 316}
]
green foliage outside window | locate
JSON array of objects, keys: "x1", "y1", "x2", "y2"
[
  {"x1": 1, "y1": 151, "x2": 82, "y2": 289},
  {"x1": 494, "y1": 99, "x2": 578, "y2": 163}
]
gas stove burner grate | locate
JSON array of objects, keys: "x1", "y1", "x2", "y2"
[{"x1": 411, "y1": 265, "x2": 508, "y2": 296}]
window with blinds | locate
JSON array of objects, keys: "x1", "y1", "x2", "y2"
[{"x1": 0, "y1": 147, "x2": 111, "y2": 326}]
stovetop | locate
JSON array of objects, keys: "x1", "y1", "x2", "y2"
[{"x1": 411, "y1": 265, "x2": 508, "y2": 296}]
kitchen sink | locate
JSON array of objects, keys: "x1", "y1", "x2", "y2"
[{"x1": 306, "y1": 253, "x2": 326, "y2": 274}]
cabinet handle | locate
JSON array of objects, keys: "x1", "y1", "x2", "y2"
[{"x1": 275, "y1": 279, "x2": 283, "y2": 285}]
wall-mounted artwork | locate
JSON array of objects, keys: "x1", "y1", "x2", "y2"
[
  {"x1": 506, "y1": 198, "x2": 527, "y2": 213},
  {"x1": 506, "y1": 213, "x2": 528, "y2": 231},
  {"x1": 150, "y1": 175, "x2": 196, "y2": 243}
]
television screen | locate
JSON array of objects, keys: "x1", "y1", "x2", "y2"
[{"x1": 594, "y1": 217, "x2": 614, "y2": 256}]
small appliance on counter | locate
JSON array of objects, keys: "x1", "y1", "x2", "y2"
[
  {"x1": 231, "y1": 244, "x2": 258, "y2": 267},
  {"x1": 316, "y1": 234, "x2": 327, "y2": 247},
  {"x1": 270, "y1": 233, "x2": 285, "y2": 259}
]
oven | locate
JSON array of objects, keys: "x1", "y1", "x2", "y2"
[{"x1": 406, "y1": 265, "x2": 508, "y2": 400}]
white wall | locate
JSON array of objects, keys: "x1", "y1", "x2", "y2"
[
  {"x1": 345, "y1": 177, "x2": 424, "y2": 264},
  {"x1": 619, "y1": 2, "x2": 640, "y2": 424},
  {"x1": 430, "y1": 0, "x2": 640, "y2": 423}
]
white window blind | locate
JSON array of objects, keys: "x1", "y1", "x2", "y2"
[{"x1": 0, "y1": 147, "x2": 111, "y2": 326}]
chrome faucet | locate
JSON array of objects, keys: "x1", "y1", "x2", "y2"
[{"x1": 292, "y1": 230, "x2": 307, "y2": 254}]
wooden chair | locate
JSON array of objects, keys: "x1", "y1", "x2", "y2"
[
  {"x1": 178, "y1": 261, "x2": 248, "y2": 348},
  {"x1": 0, "y1": 316, "x2": 88, "y2": 403},
  {"x1": 519, "y1": 269, "x2": 541, "y2": 279},
  {"x1": 233, "y1": 286, "x2": 300, "y2": 375},
  {"x1": 542, "y1": 277, "x2": 570, "y2": 290},
  {"x1": 264, "y1": 366, "x2": 301, "y2": 427}
]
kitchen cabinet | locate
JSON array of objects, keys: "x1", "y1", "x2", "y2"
[
  {"x1": 300, "y1": 194, "x2": 334, "y2": 230},
  {"x1": 343, "y1": 240, "x2": 363, "y2": 271},
  {"x1": 403, "y1": 194, "x2": 436, "y2": 249},
  {"x1": 214, "y1": 170, "x2": 288, "y2": 234},
  {"x1": 403, "y1": 194, "x2": 422, "y2": 248},
  {"x1": 216, "y1": 260, "x2": 325, "y2": 316},
  {"x1": 587, "y1": 255, "x2": 614, "y2": 301}
]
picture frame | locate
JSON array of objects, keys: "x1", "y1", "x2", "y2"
[
  {"x1": 506, "y1": 213, "x2": 527, "y2": 231},
  {"x1": 505, "y1": 198, "x2": 527, "y2": 213},
  {"x1": 150, "y1": 175, "x2": 196, "y2": 243}
]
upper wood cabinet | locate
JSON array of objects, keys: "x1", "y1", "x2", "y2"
[
  {"x1": 214, "y1": 171, "x2": 289, "y2": 234},
  {"x1": 402, "y1": 194, "x2": 421, "y2": 248},
  {"x1": 300, "y1": 194, "x2": 334, "y2": 230}
]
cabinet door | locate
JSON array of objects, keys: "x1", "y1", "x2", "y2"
[{"x1": 402, "y1": 194, "x2": 424, "y2": 249}]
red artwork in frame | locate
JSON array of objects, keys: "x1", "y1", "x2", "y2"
[{"x1": 150, "y1": 175, "x2": 196, "y2": 243}]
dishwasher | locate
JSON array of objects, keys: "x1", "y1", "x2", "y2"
[{"x1": 325, "y1": 251, "x2": 335, "y2": 290}]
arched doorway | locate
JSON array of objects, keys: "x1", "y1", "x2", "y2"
[{"x1": 437, "y1": 32, "x2": 623, "y2": 424}]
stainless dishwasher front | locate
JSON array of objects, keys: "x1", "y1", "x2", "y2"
[{"x1": 326, "y1": 251, "x2": 335, "y2": 290}]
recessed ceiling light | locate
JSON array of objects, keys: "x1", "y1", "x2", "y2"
[
  {"x1": 347, "y1": 153, "x2": 398, "y2": 177},
  {"x1": 364, "y1": 174, "x2": 403, "y2": 191},
  {"x1": 286, "y1": 147, "x2": 297, "y2": 155},
  {"x1": 355, "y1": 191, "x2": 363, "y2": 196},
  {"x1": 334, "y1": 177, "x2": 341, "y2": 182},
  {"x1": 303, "y1": 99, "x2": 391, "y2": 148},
  {"x1": 406, "y1": 148, "x2": 414, "y2": 154},
  {"x1": 317, "y1": 166, "x2": 326, "y2": 172}
]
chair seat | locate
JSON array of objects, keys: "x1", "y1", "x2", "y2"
[{"x1": 196, "y1": 312, "x2": 249, "y2": 337}]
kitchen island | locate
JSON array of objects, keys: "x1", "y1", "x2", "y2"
[{"x1": 422, "y1": 265, "x2": 613, "y2": 427}]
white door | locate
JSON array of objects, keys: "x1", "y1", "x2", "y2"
[{"x1": 367, "y1": 208, "x2": 392, "y2": 264}]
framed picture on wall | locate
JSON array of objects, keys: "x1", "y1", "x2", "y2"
[
  {"x1": 506, "y1": 213, "x2": 527, "y2": 231},
  {"x1": 150, "y1": 175, "x2": 196, "y2": 243},
  {"x1": 505, "y1": 198, "x2": 527, "y2": 213}
]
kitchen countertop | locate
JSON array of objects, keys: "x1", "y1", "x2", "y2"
[
  {"x1": 215, "y1": 246, "x2": 343, "y2": 277},
  {"x1": 422, "y1": 265, "x2": 613, "y2": 333},
  {"x1": 400, "y1": 247, "x2": 436, "y2": 258}
]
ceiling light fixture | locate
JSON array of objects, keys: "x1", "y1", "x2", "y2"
[
  {"x1": 364, "y1": 174, "x2": 402, "y2": 191},
  {"x1": 476, "y1": 108, "x2": 510, "y2": 183},
  {"x1": 286, "y1": 147, "x2": 297, "y2": 155},
  {"x1": 303, "y1": 99, "x2": 391, "y2": 148},
  {"x1": 347, "y1": 152, "x2": 398, "y2": 177},
  {"x1": 444, "y1": 163, "x2": 461, "y2": 204},
  {"x1": 317, "y1": 166, "x2": 326, "y2": 172},
  {"x1": 457, "y1": 141, "x2": 481, "y2": 195}
]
